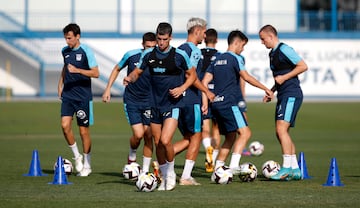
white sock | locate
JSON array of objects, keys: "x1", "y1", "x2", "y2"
[
  {"x1": 282, "y1": 154, "x2": 292, "y2": 168},
  {"x1": 159, "y1": 163, "x2": 168, "y2": 178},
  {"x1": 69, "y1": 142, "x2": 81, "y2": 159},
  {"x1": 181, "y1": 159, "x2": 195, "y2": 179},
  {"x1": 128, "y1": 148, "x2": 137, "y2": 161},
  {"x1": 83, "y1": 153, "x2": 91, "y2": 169},
  {"x1": 142, "y1": 156, "x2": 152, "y2": 173},
  {"x1": 213, "y1": 149, "x2": 219, "y2": 163},
  {"x1": 229, "y1": 153, "x2": 241, "y2": 169},
  {"x1": 291, "y1": 154, "x2": 299, "y2": 169},
  {"x1": 214, "y1": 160, "x2": 225, "y2": 170},
  {"x1": 202, "y1": 137, "x2": 212, "y2": 149},
  {"x1": 167, "y1": 160, "x2": 175, "y2": 176}
]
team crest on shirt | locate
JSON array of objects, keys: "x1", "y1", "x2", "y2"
[{"x1": 76, "y1": 54, "x2": 82, "y2": 61}]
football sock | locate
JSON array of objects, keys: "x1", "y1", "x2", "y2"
[
  {"x1": 69, "y1": 142, "x2": 81, "y2": 158},
  {"x1": 83, "y1": 153, "x2": 91, "y2": 169},
  {"x1": 142, "y1": 156, "x2": 152, "y2": 173},
  {"x1": 282, "y1": 154, "x2": 292, "y2": 168},
  {"x1": 213, "y1": 149, "x2": 219, "y2": 163},
  {"x1": 159, "y1": 163, "x2": 168, "y2": 178},
  {"x1": 214, "y1": 160, "x2": 225, "y2": 170},
  {"x1": 181, "y1": 159, "x2": 195, "y2": 179},
  {"x1": 128, "y1": 148, "x2": 137, "y2": 161},
  {"x1": 229, "y1": 153, "x2": 241, "y2": 169},
  {"x1": 167, "y1": 160, "x2": 175, "y2": 176},
  {"x1": 291, "y1": 154, "x2": 299, "y2": 169},
  {"x1": 202, "y1": 137, "x2": 212, "y2": 149}
]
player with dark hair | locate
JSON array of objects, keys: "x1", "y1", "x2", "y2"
[
  {"x1": 259, "y1": 24, "x2": 308, "y2": 180},
  {"x1": 102, "y1": 32, "x2": 156, "y2": 173},
  {"x1": 123, "y1": 22, "x2": 196, "y2": 191},
  {"x1": 58, "y1": 23, "x2": 99, "y2": 177},
  {"x1": 202, "y1": 30, "x2": 273, "y2": 176}
]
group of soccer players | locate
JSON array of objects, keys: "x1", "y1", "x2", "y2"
[{"x1": 58, "y1": 19, "x2": 308, "y2": 190}]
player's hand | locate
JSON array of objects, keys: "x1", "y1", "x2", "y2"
[
  {"x1": 206, "y1": 91, "x2": 215, "y2": 102},
  {"x1": 123, "y1": 76, "x2": 131, "y2": 86},
  {"x1": 201, "y1": 103, "x2": 208, "y2": 115},
  {"x1": 169, "y1": 87, "x2": 184, "y2": 98},
  {"x1": 102, "y1": 91, "x2": 111, "y2": 103},
  {"x1": 67, "y1": 64, "x2": 79, "y2": 73},
  {"x1": 274, "y1": 75, "x2": 285, "y2": 85}
]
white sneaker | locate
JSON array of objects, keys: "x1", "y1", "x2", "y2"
[
  {"x1": 231, "y1": 167, "x2": 241, "y2": 175},
  {"x1": 165, "y1": 172, "x2": 176, "y2": 191},
  {"x1": 77, "y1": 168, "x2": 92, "y2": 177},
  {"x1": 73, "y1": 155, "x2": 83, "y2": 172},
  {"x1": 157, "y1": 179, "x2": 166, "y2": 191}
]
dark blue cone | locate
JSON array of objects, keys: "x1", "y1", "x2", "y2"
[
  {"x1": 23, "y1": 150, "x2": 47, "y2": 176},
  {"x1": 298, "y1": 152, "x2": 311, "y2": 179},
  {"x1": 323, "y1": 158, "x2": 344, "y2": 187},
  {"x1": 48, "y1": 156, "x2": 72, "y2": 185}
]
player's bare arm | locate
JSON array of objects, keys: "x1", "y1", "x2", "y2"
[
  {"x1": 169, "y1": 67, "x2": 196, "y2": 98},
  {"x1": 123, "y1": 68, "x2": 143, "y2": 86},
  {"x1": 102, "y1": 65, "x2": 121, "y2": 103},
  {"x1": 57, "y1": 65, "x2": 66, "y2": 99},
  {"x1": 67, "y1": 64, "x2": 100, "y2": 78},
  {"x1": 274, "y1": 60, "x2": 308, "y2": 85}
]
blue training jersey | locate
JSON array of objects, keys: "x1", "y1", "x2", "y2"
[
  {"x1": 137, "y1": 46, "x2": 192, "y2": 111},
  {"x1": 119, "y1": 48, "x2": 151, "y2": 104},
  {"x1": 209, "y1": 51, "x2": 246, "y2": 109},
  {"x1": 201, "y1": 47, "x2": 221, "y2": 92},
  {"x1": 178, "y1": 42, "x2": 202, "y2": 105},
  {"x1": 270, "y1": 42, "x2": 303, "y2": 98},
  {"x1": 61, "y1": 44, "x2": 97, "y2": 101}
]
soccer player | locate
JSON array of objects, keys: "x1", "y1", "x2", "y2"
[
  {"x1": 58, "y1": 23, "x2": 99, "y2": 177},
  {"x1": 259, "y1": 24, "x2": 308, "y2": 180},
  {"x1": 200, "y1": 28, "x2": 222, "y2": 173},
  {"x1": 123, "y1": 22, "x2": 196, "y2": 191},
  {"x1": 102, "y1": 32, "x2": 156, "y2": 173},
  {"x1": 174, "y1": 17, "x2": 214, "y2": 186},
  {"x1": 202, "y1": 30, "x2": 273, "y2": 176}
]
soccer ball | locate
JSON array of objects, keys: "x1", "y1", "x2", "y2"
[
  {"x1": 136, "y1": 172, "x2": 158, "y2": 192},
  {"x1": 211, "y1": 166, "x2": 233, "y2": 184},
  {"x1": 53, "y1": 158, "x2": 73, "y2": 175},
  {"x1": 249, "y1": 141, "x2": 264, "y2": 156},
  {"x1": 262, "y1": 160, "x2": 281, "y2": 178},
  {"x1": 238, "y1": 162, "x2": 258, "y2": 182},
  {"x1": 122, "y1": 162, "x2": 141, "y2": 180}
]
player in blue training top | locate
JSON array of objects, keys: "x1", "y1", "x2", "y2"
[
  {"x1": 58, "y1": 23, "x2": 99, "y2": 177},
  {"x1": 123, "y1": 22, "x2": 196, "y2": 191},
  {"x1": 102, "y1": 32, "x2": 156, "y2": 173},
  {"x1": 202, "y1": 30, "x2": 273, "y2": 177},
  {"x1": 259, "y1": 24, "x2": 308, "y2": 181},
  {"x1": 172, "y1": 17, "x2": 215, "y2": 186}
]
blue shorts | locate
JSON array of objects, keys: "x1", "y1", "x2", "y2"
[
  {"x1": 124, "y1": 103, "x2": 151, "y2": 126},
  {"x1": 204, "y1": 100, "x2": 247, "y2": 120},
  {"x1": 151, "y1": 107, "x2": 180, "y2": 124},
  {"x1": 178, "y1": 104, "x2": 202, "y2": 135},
  {"x1": 212, "y1": 106, "x2": 248, "y2": 135},
  {"x1": 61, "y1": 99, "x2": 93, "y2": 127},
  {"x1": 275, "y1": 96, "x2": 302, "y2": 127}
]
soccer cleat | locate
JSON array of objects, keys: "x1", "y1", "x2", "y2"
[
  {"x1": 179, "y1": 177, "x2": 201, "y2": 186},
  {"x1": 165, "y1": 172, "x2": 176, "y2": 191},
  {"x1": 152, "y1": 161, "x2": 161, "y2": 182},
  {"x1": 270, "y1": 167, "x2": 292, "y2": 181},
  {"x1": 205, "y1": 146, "x2": 214, "y2": 172},
  {"x1": 291, "y1": 168, "x2": 302, "y2": 180},
  {"x1": 157, "y1": 180, "x2": 166, "y2": 191},
  {"x1": 127, "y1": 155, "x2": 136, "y2": 164},
  {"x1": 73, "y1": 155, "x2": 84, "y2": 173},
  {"x1": 230, "y1": 166, "x2": 242, "y2": 175},
  {"x1": 241, "y1": 149, "x2": 251, "y2": 156},
  {"x1": 77, "y1": 167, "x2": 92, "y2": 177}
]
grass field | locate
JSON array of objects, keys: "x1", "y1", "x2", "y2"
[{"x1": 0, "y1": 101, "x2": 359, "y2": 208}]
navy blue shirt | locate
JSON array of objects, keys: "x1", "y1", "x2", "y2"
[
  {"x1": 209, "y1": 51, "x2": 246, "y2": 109},
  {"x1": 118, "y1": 49, "x2": 151, "y2": 104},
  {"x1": 201, "y1": 47, "x2": 221, "y2": 92},
  {"x1": 270, "y1": 42, "x2": 303, "y2": 98},
  {"x1": 137, "y1": 46, "x2": 192, "y2": 111},
  {"x1": 61, "y1": 44, "x2": 97, "y2": 101},
  {"x1": 178, "y1": 42, "x2": 202, "y2": 105}
]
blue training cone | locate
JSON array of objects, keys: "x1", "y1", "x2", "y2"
[
  {"x1": 323, "y1": 157, "x2": 344, "y2": 187},
  {"x1": 298, "y1": 152, "x2": 311, "y2": 179},
  {"x1": 23, "y1": 149, "x2": 47, "y2": 176},
  {"x1": 48, "y1": 156, "x2": 72, "y2": 185}
]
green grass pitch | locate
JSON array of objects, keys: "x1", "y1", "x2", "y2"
[{"x1": 0, "y1": 101, "x2": 359, "y2": 208}]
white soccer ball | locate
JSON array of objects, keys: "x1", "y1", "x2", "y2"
[
  {"x1": 53, "y1": 158, "x2": 73, "y2": 175},
  {"x1": 122, "y1": 162, "x2": 141, "y2": 180},
  {"x1": 211, "y1": 166, "x2": 233, "y2": 184},
  {"x1": 239, "y1": 162, "x2": 258, "y2": 182},
  {"x1": 262, "y1": 160, "x2": 281, "y2": 178},
  {"x1": 249, "y1": 141, "x2": 264, "y2": 156},
  {"x1": 136, "y1": 172, "x2": 158, "y2": 192}
]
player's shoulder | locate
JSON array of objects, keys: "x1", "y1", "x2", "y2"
[{"x1": 125, "y1": 48, "x2": 143, "y2": 57}]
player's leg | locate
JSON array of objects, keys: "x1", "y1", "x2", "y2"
[
  {"x1": 230, "y1": 126, "x2": 251, "y2": 174},
  {"x1": 211, "y1": 120, "x2": 221, "y2": 164},
  {"x1": 128, "y1": 124, "x2": 144, "y2": 163},
  {"x1": 142, "y1": 124, "x2": 153, "y2": 173},
  {"x1": 214, "y1": 131, "x2": 236, "y2": 170},
  {"x1": 202, "y1": 118, "x2": 214, "y2": 172}
]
